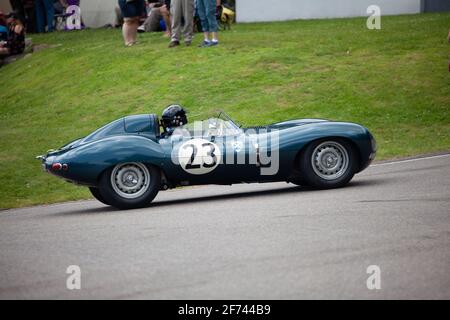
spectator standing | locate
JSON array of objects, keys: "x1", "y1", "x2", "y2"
[
  {"x1": 118, "y1": 0, "x2": 146, "y2": 46},
  {"x1": 35, "y1": 0, "x2": 54, "y2": 33},
  {"x1": 169, "y1": 0, "x2": 194, "y2": 48},
  {"x1": 197, "y1": 0, "x2": 219, "y2": 47}
]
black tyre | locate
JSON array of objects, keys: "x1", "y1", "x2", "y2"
[
  {"x1": 89, "y1": 187, "x2": 111, "y2": 206},
  {"x1": 98, "y1": 162, "x2": 160, "y2": 210},
  {"x1": 300, "y1": 139, "x2": 357, "y2": 189}
]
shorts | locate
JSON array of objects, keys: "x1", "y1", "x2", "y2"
[{"x1": 118, "y1": 0, "x2": 146, "y2": 18}]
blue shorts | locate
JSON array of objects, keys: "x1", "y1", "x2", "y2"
[{"x1": 118, "y1": 0, "x2": 146, "y2": 18}]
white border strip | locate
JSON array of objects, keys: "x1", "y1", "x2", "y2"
[{"x1": 371, "y1": 153, "x2": 450, "y2": 167}]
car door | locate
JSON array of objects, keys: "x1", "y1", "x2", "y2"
[
  {"x1": 219, "y1": 130, "x2": 261, "y2": 182},
  {"x1": 159, "y1": 121, "x2": 226, "y2": 185}
]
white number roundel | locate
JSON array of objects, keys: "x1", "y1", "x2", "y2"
[{"x1": 178, "y1": 139, "x2": 222, "y2": 175}]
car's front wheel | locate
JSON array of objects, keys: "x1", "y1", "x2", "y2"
[
  {"x1": 300, "y1": 139, "x2": 357, "y2": 189},
  {"x1": 98, "y1": 162, "x2": 160, "y2": 209}
]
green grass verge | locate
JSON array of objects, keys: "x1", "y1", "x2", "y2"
[{"x1": 1, "y1": 13, "x2": 449, "y2": 209}]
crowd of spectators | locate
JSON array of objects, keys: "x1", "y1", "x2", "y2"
[
  {"x1": 5, "y1": 1, "x2": 79, "y2": 34},
  {"x1": 0, "y1": 0, "x2": 82, "y2": 59},
  {"x1": 118, "y1": 0, "x2": 233, "y2": 48},
  {"x1": 0, "y1": 0, "x2": 234, "y2": 60}
]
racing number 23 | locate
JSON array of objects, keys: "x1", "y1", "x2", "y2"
[
  {"x1": 184, "y1": 142, "x2": 217, "y2": 169},
  {"x1": 178, "y1": 138, "x2": 222, "y2": 175}
]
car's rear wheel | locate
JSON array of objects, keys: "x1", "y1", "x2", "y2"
[
  {"x1": 89, "y1": 187, "x2": 111, "y2": 206},
  {"x1": 98, "y1": 162, "x2": 160, "y2": 209},
  {"x1": 300, "y1": 139, "x2": 357, "y2": 189}
]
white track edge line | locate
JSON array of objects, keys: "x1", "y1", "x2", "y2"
[{"x1": 371, "y1": 153, "x2": 450, "y2": 167}]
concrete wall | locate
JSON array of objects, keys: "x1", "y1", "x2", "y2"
[
  {"x1": 80, "y1": 0, "x2": 117, "y2": 28},
  {"x1": 1, "y1": 0, "x2": 426, "y2": 28},
  {"x1": 236, "y1": 0, "x2": 422, "y2": 23}
]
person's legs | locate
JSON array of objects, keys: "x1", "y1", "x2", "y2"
[
  {"x1": 130, "y1": 17, "x2": 140, "y2": 43},
  {"x1": 197, "y1": 0, "x2": 210, "y2": 43},
  {"x1": 144, "y1": 8, "x2": 162, "y2": 32},
  {"x1": 122, "y1": 20, "x2": 129, "y2": 44},
  {"x1": 119, "y1": 0, "x2": 129, "y2": 44},
  {"x1": 181, "y1": 0, "x2": 194, "y2": 44},
  {"x1": 34, "y1": 0, "x2": 45, "y2": 33},
  {"x1": 43, "y1": 0, "x2": 54, "y2": 32},
  {"x1": 119, "y1": 0, "x2": 143, "y2": 46},
  {"x1": 123, "y1": 17, "x2": 139, "y2": 46},
  {"x1": 170, "y1": 0, "x2": 182, "y2": 44},
  {"x1": 206, "y1": 0, "x2": 218, "y2": 43},
  {"x1": 141, "y1": 15, "x2": 151, "y2": 32},
  {"x1": 160, "y1": 5, "x2": 171, "y2": 37}
]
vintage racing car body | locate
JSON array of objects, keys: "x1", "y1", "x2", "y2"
[{"x1": 38, "y1": 112, "x2": 376, "y2": 209}]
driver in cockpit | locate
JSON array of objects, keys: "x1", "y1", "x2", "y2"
[{"x1": 160, "y1": 104, "x2": 190, "y2": 138}]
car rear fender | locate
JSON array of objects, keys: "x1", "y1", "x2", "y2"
[{"x1": 54, "y1": 135, "x2": 166, "y2": 185}]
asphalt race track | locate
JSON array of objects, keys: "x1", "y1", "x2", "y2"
[{"x1": 1, "y1": 154, "x2": 449, "y2": 299}]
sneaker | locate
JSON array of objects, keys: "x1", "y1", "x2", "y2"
[
  {"x1": 168, "y1": 40, "x2": 180, "y2": 48},
  {"x1": 209, "y1": 40, "x2": 219, "y2": 47},
  {"x1": 198, "y1": 40, "x2": 211, "y2": 47},
  {"x1": 137, "y1": 25, "x2": 145, "y2": 33}
]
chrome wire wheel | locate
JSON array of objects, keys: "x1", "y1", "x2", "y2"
[
  {"x1": 110, "y1": 163, "x2": 150, "y2": 199},
  {"x1": 311, "y1": 141, "x2": 349, "y2": 181}
]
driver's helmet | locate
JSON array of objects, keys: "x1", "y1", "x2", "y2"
[{"x1": 161, "y1": 104, "x2": 188, "y2": 131}]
